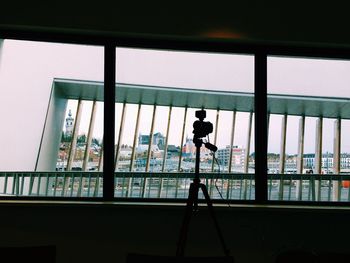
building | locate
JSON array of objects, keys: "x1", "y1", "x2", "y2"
[
  {"x1": 138, "y1": 132, "x2": 165, "y2": 149},
  {"x1": 182, "y1": 136, "x2": 195, "y2": 157},
  {"x1": 217, "y1": 145, "x2": 246, "y2": 169},
  {"x1": 182, "y1": 136, "x2": 211, "y2": 160},
  {"x1": 303, "y1": 153, "x2": 350, "y2": 171},
  {"x1": 65, "y1": 109, "x2": 74, "y2": 136}
]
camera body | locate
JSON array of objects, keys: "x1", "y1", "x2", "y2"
[{"x1": 193, "y1": 110, "x2": 213, "y2": 138}]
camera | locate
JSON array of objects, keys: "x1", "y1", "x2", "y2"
[
  {"x1": 193, "y1": 110, "x2": 213, "y2": 138},
  {"x1": 195, "y1": 109, "x2": 206, "y2": 120}
]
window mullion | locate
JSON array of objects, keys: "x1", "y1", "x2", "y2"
[
  {"x1": 103, "y1": 44, "x2": 116, "y2": 200},
  {"x1": 254, "y1": 52, "x2": 268, "y2": 203}
]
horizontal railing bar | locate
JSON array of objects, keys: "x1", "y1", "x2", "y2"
[
  {"x1": 0, "y1": 172, "x2": 349, "y2": 180},
  {"x1": 0, "y1": 172, "x2": 250, "y2": 180},
  {"x1": 114, "y1": 172, "x2": 254, "y2": 179},
  {"x1": 267, "y1": 174, "x2": 350, "y2": 180}
]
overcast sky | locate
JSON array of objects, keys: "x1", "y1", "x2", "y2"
[{"x1": 1, "y1": 39, "x2": 350, "y2": 170}]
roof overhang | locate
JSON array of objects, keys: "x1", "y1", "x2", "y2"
[{"x1": 53, "y1": 78, "x2": 350, "y2": 119}]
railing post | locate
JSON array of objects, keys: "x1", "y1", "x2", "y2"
[
  {"x1": 228, "y1": 111, "x2": 236, "y2": 173},
  {"x1": 45, "y1": 173, "x2": 50, "y2": 196},
  {"x1": 296, "y1": 115, "x2": 305, "y2": 200},
  {"x1": 162, "y1": 106, "x2": 173, "y2": 172},
  {"x1": 3, "y1": 173, "x2": 8, "y2": 194},
  {"x1": 29, "y1": 173, "x2": 34, "y2": 196},
  {"x1": 315, "y1": 117, "x2": 323, "y2": 201},
  {"x1": 158, "y1": 106, "x2": 172, "y2": 198},
  {"x1": 210, "y1": 109, "x2": 220, "y2": 196},
  {"x1": 53, "y1": 173, "x2": 58, "y2": 196},
  {"x1": 142, "y1": 105, "x2": 157, "y2": 197},
  {"x1": 145, "y1": 105, "x2": 157, "y2": 172},
  {"x1": 178, "y1": 107, "x2": 188, "y2": 172},
  {"x1": 80, "y1": 100, "x2": 98, "y2": 197},
  {"x1": 243, "y1": 111, "x2": 253, "y2": 199},
  {"x1": 98, "y1": 141, "x2": 104, "y2": 172},
  {"x1": 83, "y1": 100, "x2": 98, "y2": 171},
  {"x1": 130, "y1": 104, "x2": 142, "y2": 172},
  {"x1": 67, "y1": 99, "x2": 83, "y2": 171},
  {"x1": 333, "y1": 118, "x2": 341, "y2": 201},
  {"x1": 278, "y1": 114, "x2": 288, "y2": 200},
  {"x1": 127, "y1": 103, "x2": 141, "y2": 197},
  {"x1": 211, "y1": 110, "x2": 220, "y2": 172},
  {"x1": 114, "y1": 102, "x2": 127, "y2": 171},
  {"x1": 176, "y1": 107, "x2": 187, "y2": 198},
  {"x1": 227, "y1": 110, "x2": 237, "y2": 200}
]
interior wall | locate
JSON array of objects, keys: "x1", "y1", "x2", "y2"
[{"x1": 1, "y1": 203, "x2": 348, "y2": 263}]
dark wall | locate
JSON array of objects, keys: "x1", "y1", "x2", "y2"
[
  {"x1": 1, "y1": 1, "x2": 350, "y2": 46},
  {"x1": 1, "y1": 202, "x2": 349, "y2": 263}
]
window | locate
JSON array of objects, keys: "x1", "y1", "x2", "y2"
[
  {"x1": 267, "y1": 56, "x2": 350, "y2": 202},
  {"x1": 0, "y1": 31, "x2": 349, "y2": 205},
  {"x1": 114, "y1": 48, "x2": 255, "y2": 200},
  {"x1": 0, "y1": 39, "x2": 104, "y2": 197}
]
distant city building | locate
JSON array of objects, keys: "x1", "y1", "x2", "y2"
[
  {"x1": 303, "y1": 153, "x2": 350, "y2": 170},
  {"x1": 166, "y1": 145, "x2": 180, "y2": 158},
  {"x1": 138, "y1": 132, "x2": 165, "y2": 149},
  {"x1": 153, "y1": 132, "x2": 165, "y2": 149},
  {"x1": 182, "y1": 136, "x2": 211, "y2": 159},
  {"x1": 65, "y1": 109, "x2": 74, "y2": 136},
  {"x1": 119, "y1": 145, "x2": 132, "y2": 160},
  {"x1": 267, "y1": 153, "x2": 350, "y2": 174},
  {"x1": 138, "y1": 134, "x2": 149, "y2": 145},
  {"x1": 182, "y1": 136, "x2": 195, "y2": 157},
  {"x1": 136, "y1": 144, "x2": 162, "y2": 158},
  {"x1": 217, "y1": 145, "x2": 246, "y2": 168}
]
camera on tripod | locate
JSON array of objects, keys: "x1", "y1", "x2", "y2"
[
  {"x1": 193, "y1": 110, "x2": 213, "y2": 139},
  {"x1": 192, "y1": 110, "x2": 217, "y2": 152}
]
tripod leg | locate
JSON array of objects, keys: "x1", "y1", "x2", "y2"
[
  {"x1": 200, "y1": 183, "x2": 230, "y2": 257},
  {"x1": 176, "y1": 182, "x2": 197, "y2": 256}
]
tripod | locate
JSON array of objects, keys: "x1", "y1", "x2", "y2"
[{"x1": 176, "y1": 136, "x2": 231, "y2": 258}]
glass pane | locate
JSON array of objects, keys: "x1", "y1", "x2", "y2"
[
  {"x1": 0, "y1": 39, "x2": 103, "y2": 197},
  {"x1": 115, "y1": 48, "x2": 254, "y2": 200},
  {"x1": 267, "y1": 56, "x2": 350, "y2": 202}
]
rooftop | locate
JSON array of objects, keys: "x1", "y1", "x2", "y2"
[{"x1": 54, "y1": 78, "x2": 350, "y2": 119}]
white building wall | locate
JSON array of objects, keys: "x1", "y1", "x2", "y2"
[
  {"x1": 35, "y1": 86, "x2": 68, "y2": 171},
  {"x1": 0, "y1": 40, "x2": 103, "y2": 171}
]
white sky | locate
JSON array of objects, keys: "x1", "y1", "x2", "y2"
[{"x1": 1, "y1": 39, "x2": 350, "y2": 169}]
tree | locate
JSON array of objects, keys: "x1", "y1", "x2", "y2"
[
  {"x1": 77, "y1": 134, "x2": 87, "y2": 143},
  {"x1": 92, "y1": 137, "x2": 101, "y2": 146},
  {"x1": 61, "y1": 132, "x2": 72, "y2": 143}
]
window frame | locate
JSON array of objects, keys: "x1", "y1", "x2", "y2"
[{"x1": 1, "y1": 29, "x2": 350, "y2": 206}]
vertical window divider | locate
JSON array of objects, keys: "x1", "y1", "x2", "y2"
[
  {"x1": 103, "y1": 43, "x2": 116, "y2": 200},
  {"x1": 254, "y1": 51, "x2": 268, "y2": 203}
]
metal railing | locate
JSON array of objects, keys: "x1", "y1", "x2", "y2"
[
  {"x1": 0, "y1": 172, "x2": 102, "y2": 198},
  {"x1": 0, "y1": 172, "x2": 350, "y2": 202},
  {"x1": 268, "y1": 173, "x2": 350, "y2": 202}
]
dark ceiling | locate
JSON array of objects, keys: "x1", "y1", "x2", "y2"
[{"x1": 1, "y1": 1, "x2": 350, "y2": 47}]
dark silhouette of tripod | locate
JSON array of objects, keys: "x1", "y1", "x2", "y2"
[{"x1": 176, "y1": 137, "x2": 231, "y2": 258}]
